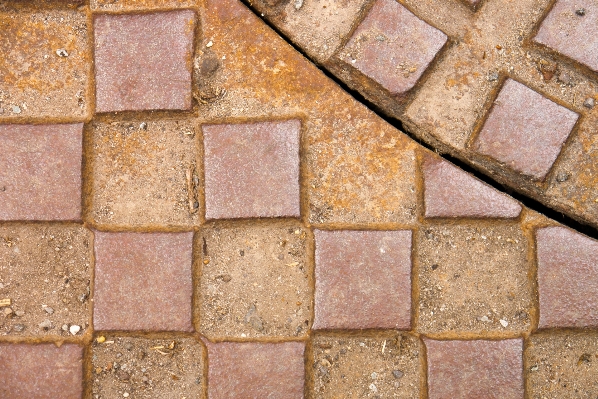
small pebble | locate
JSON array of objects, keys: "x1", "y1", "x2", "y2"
[
  {"x1": 575, "y1": 8, "x2": 586, "y2": 16},
  {"x1": 3, "y1": 307, "x2": 13, "y2": 316},
  {"x1": 206, "y1": 41, "x2": 213, "y2": 48},
  {"x1": 371, "y1": 372, "x2": 378, "y2": 379},
  {"x1": 369, "y1": 383, "x2": 378, "y2": 393},
  {"x1": 39, "y1": 319, "x2": 53, "y2": 330},
  {"x1": 556, "y1": 172, "x2": 570, "y2": 182},
  {"x1": 392, "y1": 370, "x2": 404, "y2": 379},
  {"x1": 294, "y1": 0, "x2": 303, "y2": 9},
  {"x1": 56, "y1": 48, "x2": 69, "y2": 57},
  {"x1": 96, "y1": 336, "x2": 106, "y2": 343},
  {"x1": 62, "y1": 324, "x2": 69, "y2": 331},
  {"x1": 488, "y1": 72, "x2": 499, "y2": 81},
  {"x1": 42, "y1": 305, "x2": 54, "y2": 314},
  {"x1": 15, "y1": 310, "x2": 25, "y2": 317},
  {"x1": 583, "y1": 97, "x2": 595, "y2": 109},
  {"x1": 12, "y1": 105, "x2": 21, "y2": 114},
  {"x1": 499, "y1": 319, "x2": 509, "y2": 327},
  {"x1": 69, "y1": 324, "x2": 81, "y2": 335},
  {"x1": 139, "y1": 122, "x2": 148, "y2": 130},
  {"x1": 123, "y1": 393, "x2": 129, "y2": 398},
  {"x1": 13, "y1": 324, "x2": 25, "y2": 332},
  {"x1": 480, "y1": 315, "x2": 490, "y2": 322}
]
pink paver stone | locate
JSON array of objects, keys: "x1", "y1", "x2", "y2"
[
  {"x1": 425, "y1": 339, "x2": 523, "y2": 399},
  {"x1": 93, "y1": 232, "x2": 194, "y2": 331},
  {"x1": 313, "y1": 229, "x2": 412, "y2": 330},
  {"x1": 341, "y1": 0, "x2": 447, "y2": 95},
  {"x1": 94, "y1": 10, "x2": 195, "y2": 112},
  {"x1": 206, "y1": 341, "x2": 305, "y2": 398},
  {"x1": 535, "y1": 0, "x2": 598, "y2": 72},
  {"x1": 203, "y1": 120, "x2": 301, "y2": 219},
  {"x1": 0, "y1": 343, "x2": 83, "y2": 399},
  {"x1": 474, "y1": 79, "x2": 579, "y2": 180},
  {"x1": 537, "y1": 226, "x2": 598, "y2": 328},
  {"x1": 423, "y1": 156, "x2": 521, "y2": 218},
  {"x1": 0, "y1": 124, "x2": 82, "y2": 221}
]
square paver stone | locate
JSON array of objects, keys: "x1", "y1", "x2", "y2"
[
  {"x1": 198, "y1": 222, "x2": 312, "y2": 339},
  {"x1": 527, "y1": 332, "x2": 598, "y2": 398},
  {"x1": 311, "y1": 333, "x2": 422, "y2": 398},
  {"x1": 0, "y1": 9, "x2": 90, "y2": 119},
  {"x1": 91, "y1": 0, "x2": 197, "y2": 11},
  {"x1": 92, "y1": 336, "x2": 204, "y2": 399},
  {"x1": 313, "y1": 230, "x2": 412, "y2": 330},
  {"x1": 0, "y1": 224, "x2": 92, "y2": 337},
  {"x1": 93, "y1": 232, "x2": 193, "y2": 331},
  {"x1": 94, "y1": 11, "x2": 195, "y2": 112},
  {"x1": 340, "y1": 0, "x2": 447, "y2": 95},
  {"x1": 206, "y1": 341, "x2": 305, "y2": 398},
  {"x1": 87, "y1": 119, "x2": 200, "y2": 229},
  {"x1": 0, "y1": 343, "x2": 83, "y2": 399},
  {"x1": 203, "y1": 120, "x2": 301, "y2": 219},
  {"x1": 535, "y1": 0, "x2": 598, "y2": 72},
  {"x1": 417, "y1": 224, "x2": 532, "y2": 336},
  {"x1": 0, "y1": 124, "x2": 82, "y2": 221},
  {"x1": 474, "y1": 79, "x2": 579, "y2": 180},
  {"x1": 425, "y1": 339, "x2": 524, "y2": 399},
  {"x1": 536, "y1": 226, "x2": 598, "y2": 328}
]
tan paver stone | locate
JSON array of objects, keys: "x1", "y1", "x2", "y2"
[
  {"x1": 198, "y1": 222, "x2": 312, "y2": 339},
  {"x1": 417, "y1": 224, "x2": 532, "y2": 336},
  {"x1": 92, "y1": 336, "x2": 204, "y2": 399},
  {"x1": 310, "y1": 333, "x2": 422, "y2": 398},
  {"x1": 0, "y1": 224, "x2": 92, "y2": 337},
  {"x1": 425, "y1": 338, "x2": 524, "y2": 399},
  {"x1": 93, "y1": 232, "x2": 194, "y2": 332},
  {"x1": 0, "y1": 9, "x2": 90, "y2": 120},
  {"x1": 206, "y1": 340, "x2": 305, "y2": 399},
  {"x1": 86, "y1": 119, "x2": 201, "y2": 229},
  {"x1": 0, "y1": 343, "x2": 83, "y2": 399},
  {"x1": 313, "y1": 229, "x2": 412, "y2": 330},
  {"x1": 526, "y1": 332, "x2": 598, "y2": 398},
  {"x1": 91, "y1": 0, "x2": 198, "y2": 11},
  {"x1": 536, "y1": 226, "x2": 598, "y2": 328},
  {"x1": 0, "y1": 124, "x2": 82, "y2": 221}
]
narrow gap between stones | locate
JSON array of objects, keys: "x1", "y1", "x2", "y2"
[{"x1": 240, "y1": 0, "x2": 598, "y2": 240}]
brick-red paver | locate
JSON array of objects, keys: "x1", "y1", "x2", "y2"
[
  {"x1": 423, "y1": 156, "x2": 522, "y2": 218},
  {"x1": 94, "y1": 11, "x2": 195, "y2": 112},
  {"x1": 203, "y1": 120, "x2": 301, "y2": 219},
  {"x1": 93, "y1": 232, "x2": 194, "y2": 331},
  {"x1": 474, "y1": 79, "x2": 579, "y2": 180},
  {"x1": 0, "y1": 124, "x2": 82, "y2": 221},
  {"x1": 313, "y1": 229, "x2": 412, "y2": 330},
  {"x1": 425, "y1": 338, "x2": 524, "y2": 399},
  {"x1": 0, "y1": 343, "x2": 83, "y2": 399},
  {"x1": 339, "y1": 0, "x2": 447, "y2": 95},
  {"x1": 206, "y1": 341, "x2": 305, "y2": 399},
  {"x1": 536, "y1": 226, "x2": 598, "y2": 328}
]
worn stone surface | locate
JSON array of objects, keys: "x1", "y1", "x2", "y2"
[
  {"x1": 526, "y1": 332, "x2": 598, "y2": 399},
  {"x1": 536, "y1": 226, "x2": 598, "y2": 328},
  {"x1": 203, "y1": 120, "x2": 301, "y2": 219},
  {"x1": 86, "y1": 119, "x2": 201, "y2": 229},
  {"x1": 0, "y1": 124, "x2": 82, "y2": 221},
  {"x1": 92, "y1": 336, "x2": 204, "y2": 399},
  {"x1": 426, "y1": 338, "x2": 524, "y2": 399},
  {"x1": 91, "y1": 0, "x2": 198, "y2": 11},
  {"x1": 313, "y1": 229, "x2": 412, "y2": 330},
  {"x1": 310, "y1": 333, "x2": 422, "y2": 398},
  {"x1": 0, "y1": 224, "x2": 91, "y2": 337},
  {"x1": 93, "y1": 232, "x2": 194, "y2": 331},
  {"x1": 423, "y1": 155, "x2": 522, "y2": 218},
  {"x1": 0, "y1": 343, "x2": 83, "y2": 399},
  {"x1": 94, "y1": 11, "x2": 195, "y2": 112},
  {"x1": 206, "y1": 340, "x2": 305, "y2": 398},
  {"x1": 198, "y1": 222, "x2": 311, "y2": 339},
  {"x1": 417, "y1": 224, "x2": 532, "y2": 336}
]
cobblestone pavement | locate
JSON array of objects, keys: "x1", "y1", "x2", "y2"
[{"x1": 0, "y1": 0, "x2": 597, "y2": 398}]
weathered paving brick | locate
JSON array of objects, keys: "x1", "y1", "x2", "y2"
[
  {"x1": 535, "y1": 0, "x2": 598, "y2": 72},
  {"x1": 94, "y1": 11, "x2": 195, "y2": 112},
  {"x1": 0, "y1": 224, "x2": 92, "y2": 337},
  {"x1": 423, "y1": 155, "x2": 522, "y2": 218},
  {"x1": 93, "y1": 232, "x2": 193, "y2": 331},
  {"x1": 425, "y1": 339, "x2": 524, "y2": 399},
  {"x1": 474, "y1": 79, "x2": 579, "y2": 180},
  {"x1": 198, "y1": 222, "x2": 311, "y2": 339},
  {"x1": 0, "y1": 9, "x2": 90, "y2": 120},
  {"x1": 536, "y1": 226, "x2": 598, "y2": 328},
  {"x1": 202, "y1": 120, "x2": 301, "y2": 219},
  {"x1": 340, "y1": 0, "x2": 447, "y2": 95},
  {"x1": 417, "y1": 224, "x2": 532, "y2": 336},
  {"x1": 527, "y1": 332, "x2": 598, "y2": 398},
  {"x1": 0, "y1": 124, "x2": 82, "y2": 221},
  {"x1": 91, "y1": 0, "x2": 197, "y2": 11},
  {"x1": 87, "y1": 119, "x2": 200, "y2": 229},
  {"x1": 0, "y1": 343, "x2": 83, "y2": 399},
  {"x1": 206, "y1": 341, "x2": 305, "y2": 398},
  {"x1": 92, "y1": 336, "x2": 204, "y2": 398},
  {"x1": 311, "y1": 333, "x2": 422, "y2": 398},
  {"x1": 313, "y1": 230, "x2": 412, "y2": 330}
]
